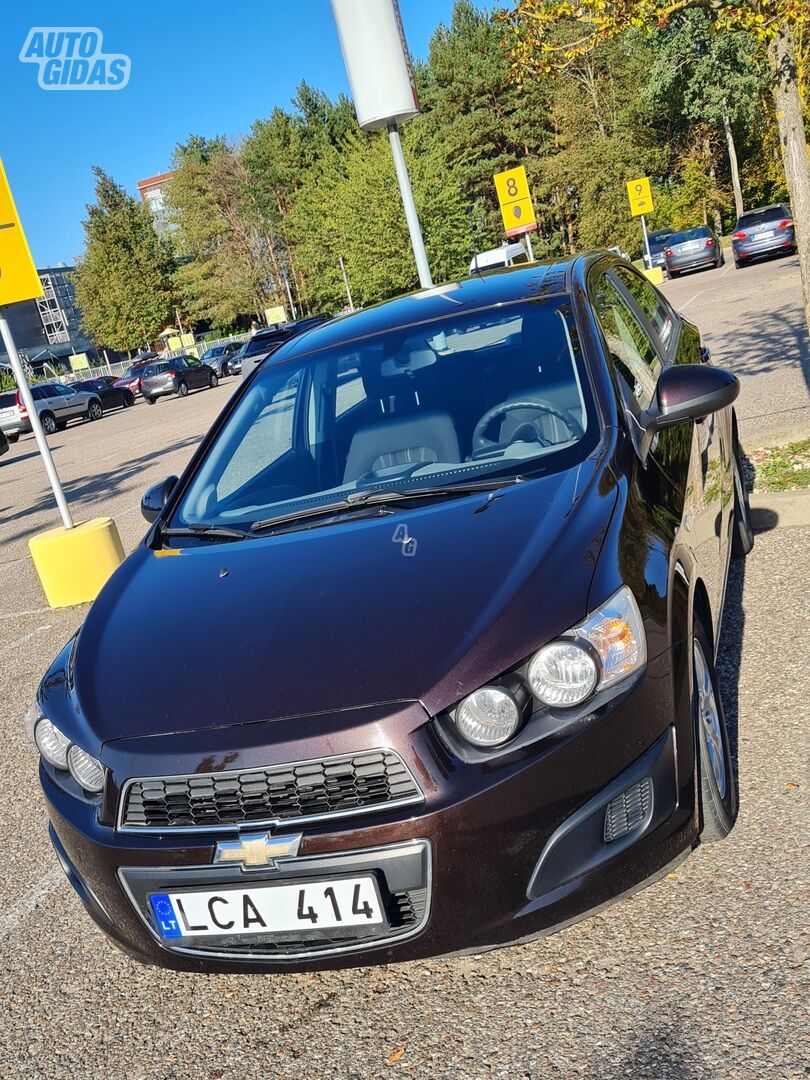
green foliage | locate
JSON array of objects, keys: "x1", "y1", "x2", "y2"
[{"x1": 73, "y1": 168, "x2": 176, "y2": 351}]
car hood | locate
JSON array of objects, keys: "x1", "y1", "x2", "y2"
[{"x1": 65, "y1": 455, "x2": 617, "y2": 744}]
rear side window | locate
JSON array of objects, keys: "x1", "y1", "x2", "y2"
[
  {"x1": 593, "y1": 273, "x2": 662, "y2": 414},
  {"x1": 613, "y1": 267, "x2": 674, "y2": 350}
]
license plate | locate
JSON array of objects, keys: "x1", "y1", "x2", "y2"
[
  {"x1": 756, "y1": 230, "x2": 774, "y2": 239},
  {"x1": 685, "y1": 241, "x2": 700, "y2": 250},
  {"x1": 149, "y1": 875, "x2": 385, "y2": 939}
]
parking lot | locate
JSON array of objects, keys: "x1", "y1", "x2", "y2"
[{"x1": 1, "y1": 261, "x2": 808, "y2": 1079}]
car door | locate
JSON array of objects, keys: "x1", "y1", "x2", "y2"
[
  {"x1": 595, "y1": 265, "x2": 727, "y2": 624},
  {"x1": 54, "y1": 384, "x2": 86, "y2": 418},
  {"x1": 37, "y1": 385, "x2": 67, "y2": 421}
]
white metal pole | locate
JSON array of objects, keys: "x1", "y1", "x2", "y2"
[
  {"x1": 339, "y1": 256, "x2": 355, "y2": 311},
  {"x1": 0, "y1": 308, "x2": 74, "y2": 529},
  {"x1": 281, "y1": 270, "x2": 297, "y2": 320},
  {"x1": 641, "y1": 214, "x2": 652, "y2": 267},
  {"x1": 387, "y1": 124, "x2": 433, "y2": 289},
  {"x1": 524, "y1": 232, "x2": 535, "y2": 261}
]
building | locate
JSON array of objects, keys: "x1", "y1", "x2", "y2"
[
  {"x1": 0, "y1": 265, "x2": 92, "y2": 374},
  {"x1": 137, "y1": 171, "x2": 176, "y2": 239}
]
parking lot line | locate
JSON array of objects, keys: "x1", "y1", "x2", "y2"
[
  {"x1": 0, "y1": 624, "x2": 52, "y2": 657},
  {"x1": 0, "y1": 867, "x2": 64, "y2": 943}
]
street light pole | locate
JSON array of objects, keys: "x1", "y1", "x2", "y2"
[
  {"x1": 640, "y1": 214, "x2": 652, "y2": 268},
  {"x1": 387, "y1": 124, "x2": 433, "y2": 289},
  {"x1": 0, "y1": 307, "x2": 73, "y2": 529}
]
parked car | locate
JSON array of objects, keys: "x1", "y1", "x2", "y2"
[
  {"x1": 113, "y1": 359, "x2": 153, "y2": 397},
  {"x1": 140, "y1": 355, "x2": 218, "y2": 404},
  {"x1": 731, "y1": 203, "x2": 795, "y2": 268},
  {"x1": 73, "y1": 376, "x2": 135, "y2": 410},
  {"x1": 226, "y1": 345, "x2": 244, "y2": 375},
  {"x1": 240, "y1": 317, "x2": 332, "y2": 381},
  {"x1": 664, "y1": 226, "x2": 724, "y2": 277},
  {"x1": 469, "y1": 242, "x2": 530, "y2": 273},
  {"x1": 643, "y1": 229, "x2": 674, "y2": 270},
  {"x1": 30, "y1": 254, "x2": 751, "y2": 973},
  {"x1": 607, "y1": 245, "x2": 631, "y2": 262},
  {"x1": 200, "y1": 341, "x2": 243, "y2": 377},
  {"x1": 0, "y1": 382, "x2": 103, "y2": 437}
]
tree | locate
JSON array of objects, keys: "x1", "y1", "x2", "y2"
[
  {"x1": 503, "y1": 0, "x2": 810, "y2": 331},
  {"x1": 73, "y1": 168, "x2": 175, "y2": 351},
  {"x1": 165, "y1": 136, "x2": 282, "y2": 326}
]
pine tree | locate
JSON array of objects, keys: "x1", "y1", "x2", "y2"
[{"x1": 73, "y1": 168, "x2": 175, "y2": 351}]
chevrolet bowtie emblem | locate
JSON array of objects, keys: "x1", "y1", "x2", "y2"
[{"x1": 214, "y1": 832, "x2": 302, "y2": 870}]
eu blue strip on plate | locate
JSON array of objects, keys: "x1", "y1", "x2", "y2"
[{"x1": 149, "y1": 893, "x2": 182, "y2": 938}]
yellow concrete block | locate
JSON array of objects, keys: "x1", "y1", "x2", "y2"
[
  {"x1": 643, "y1": 267, "x2": 665, "y2": 285},
  {"x1": 28, "y1": 517, "x2": 125, "y2": 609}
]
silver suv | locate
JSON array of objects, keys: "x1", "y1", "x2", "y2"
[{"x1": 0, "y1": 382, "x2": 104, "y2": 441}]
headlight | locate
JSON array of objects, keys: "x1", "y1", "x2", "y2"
[
  {"x1": 528, "y1": 642, "x2": 598, "y2": 706},
  {"x1": 34, "y1": 717, "x2": 71, "y2": 769},
  {"x1": 456, "y1": 685, "x2": 522, "y2": 747},
  {"x1": 575, "y1": 585, "x2": 646, "y2": 690},
  {"x1": 67, "y1": 744, "x2": 105, "y2": 793}
]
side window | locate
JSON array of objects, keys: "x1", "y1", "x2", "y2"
[
  {"x1": 336, "y1": 356, "x2": 367, "y2": 417},
  {"x1": 613, "y1": 266, "x2": 674, "y2": 350},
  {"x1": 592, "y1": 273, "x2": 662, "y2": 414},
  {"x1": 31, "y1": 386, "x2": 46, "y2": 401},
  {"x1": 511, "y1": 252, "x2": 529, "y2": 265}
]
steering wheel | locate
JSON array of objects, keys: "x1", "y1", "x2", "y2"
[{"x1": 472, "y1": 398, "x2": 584, "y2": 454}]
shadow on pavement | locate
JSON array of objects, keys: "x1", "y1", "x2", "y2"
[{"x1": 0, "y1": 434, "x2": 200, "y2": 543}]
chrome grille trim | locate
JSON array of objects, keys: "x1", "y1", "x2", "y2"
[{"x1": 117, "y1": 747, "x2": 423, "y2": 834}]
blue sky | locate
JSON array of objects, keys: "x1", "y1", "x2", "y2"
[{"x1": 1, "y1": 1, "x2": 465, "y2": 267}]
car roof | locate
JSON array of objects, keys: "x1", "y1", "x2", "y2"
[{"x1": 275, "y1": 260, "x2": 574, "y2": 362}]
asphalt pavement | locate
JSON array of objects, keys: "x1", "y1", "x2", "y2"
[
  {"x1": 659, "y1": 252, "x2": 810, "y2": 446},
  {"x1": 0, "y1": 264, "x2": 808, "y2": 1078}
]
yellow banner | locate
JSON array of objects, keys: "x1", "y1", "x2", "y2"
[
  {"x1": 0, "y1": 158, "x2": 43, "y2": 306},
  {"x1": 627, "y1": 176, "x2": 654, "y2": 217}
]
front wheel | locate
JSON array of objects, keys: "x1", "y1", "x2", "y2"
[
  {"x1": 694, "y1": 622, "x2": 737, "y2": 842},
  {"x1": 209, "y1": 373, "x2": 218, "y2": 388},
  {"x1": 177, "y1": 381, "x2": 189, "y2": 398},
  {"x1": 124, "y1": 392, "x2": 135, "y2": 407},
  {"x1": 731, "y1": 443, "x2": 754, "y2": 557},
  {"x1": 88, "y1": 401, "x2": 103, "y2": 421}
]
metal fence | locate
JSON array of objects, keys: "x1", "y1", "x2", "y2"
[{"x1": 59, "y1": 333, "x2": 251, "y2": 385}]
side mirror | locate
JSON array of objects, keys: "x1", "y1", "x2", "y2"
[
  {"x1": 644, "y1": 364, "x2": 739, "y2": 436},
  {"x1": 141, "y1": 475, "x2": 178, "y2": 523}
]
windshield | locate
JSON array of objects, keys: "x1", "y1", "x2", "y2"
[
  {"x1": 143, "y1": 362, "x2": 170, "y2": 377},
  {"x1": 648, "y1": 231, "x2": 673, "y2": 252},
  {"x1": 670, "y1": 227, "x2": 711, "y2": 244},
  {"x1": 171, "y1": 299, "x2": 596, "y2": 533},
  {"x1": 203, "y1": 346, "x2": 224, "y2": 359}
]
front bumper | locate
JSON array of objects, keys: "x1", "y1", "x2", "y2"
[{"x1": 43, "y1": 647, "x2": 699, "y2": 973}]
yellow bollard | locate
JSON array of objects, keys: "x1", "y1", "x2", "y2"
[
  {"x1": 643, "y1": 267, "x2": 665, "y2": 285},
  {"x1": 28, "y1": 517, "x2": 125, "y2": 609}
]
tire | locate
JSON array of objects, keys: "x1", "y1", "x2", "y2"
[
  {"x1": 7, "y1": 434, "x2": 18, "y2": 444},
  {"x1": 669, "y1": 269, "x2": 680, "y2": 278},
  {"x1": 221, "y1": 364, "x2": 229, "y2": 378},
  {"x1": 55, "y1": 421, "x2": 67, "y2": 431},
  {"x1": 209, "y1": 373, "x2": 218, "y2": 388},
  {"x1": 40, "y1": 412, "x2": 57, "y2": 435},
  {"x1": 693, "y1": 621, "x2": 737, "y2": 842},
  {"x1": 124, "y1": 392, "x2": 135, "y2": 407},
  {"x1": 88, "y1": 400, "x2": 103, "y2": 421},
  {"x1": 144, "y1": 395, "x2": 156, "y2": 406},
  {"x1": 731, "y1": 441, "x2": 754, "y2": 557},
  {"x1": 177, "y1": 381, "x2": 189, "y2": 398},
  {"x1": 734, "y1": 259, "x2": 744, "y2": 269}
]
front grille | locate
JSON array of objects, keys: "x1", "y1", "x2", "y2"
[{"x1": 120, "y1": 748, "x2": 422, "y2": 832}]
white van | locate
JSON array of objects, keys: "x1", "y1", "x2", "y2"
[{"x1": 469, "y1": 242, "x2": 530, "y2": 274}]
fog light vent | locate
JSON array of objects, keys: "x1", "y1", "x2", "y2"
[{"x1": 603, "y1": 778, "x2": 653, "y2": 842}]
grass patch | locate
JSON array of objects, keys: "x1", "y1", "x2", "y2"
[{"x1": 748, "y1": 438, "x2": 810, "y2": 493}]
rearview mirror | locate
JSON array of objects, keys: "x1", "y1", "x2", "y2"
[
  {"x1": 141, "y1": 475, "x2": 178, "y2": 523},
  {"x1": 644, "y1": 364, "x2": 739, "y2": 435}
]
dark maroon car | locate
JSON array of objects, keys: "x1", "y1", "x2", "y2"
[{"x1": 29, "y1": 254, "x2": 752, "y2": 973}]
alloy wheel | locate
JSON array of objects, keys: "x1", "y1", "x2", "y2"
[{"x1": 694, "y1": 639, "x2": 726, "y2": 799}]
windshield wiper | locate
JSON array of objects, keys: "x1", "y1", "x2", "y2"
[
  {"x1": 162, "y1": 524, "x2": 251, "y2": 543},
  {"x1": 250, "y1": 476, "x2": 526, "y2": 534}
]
